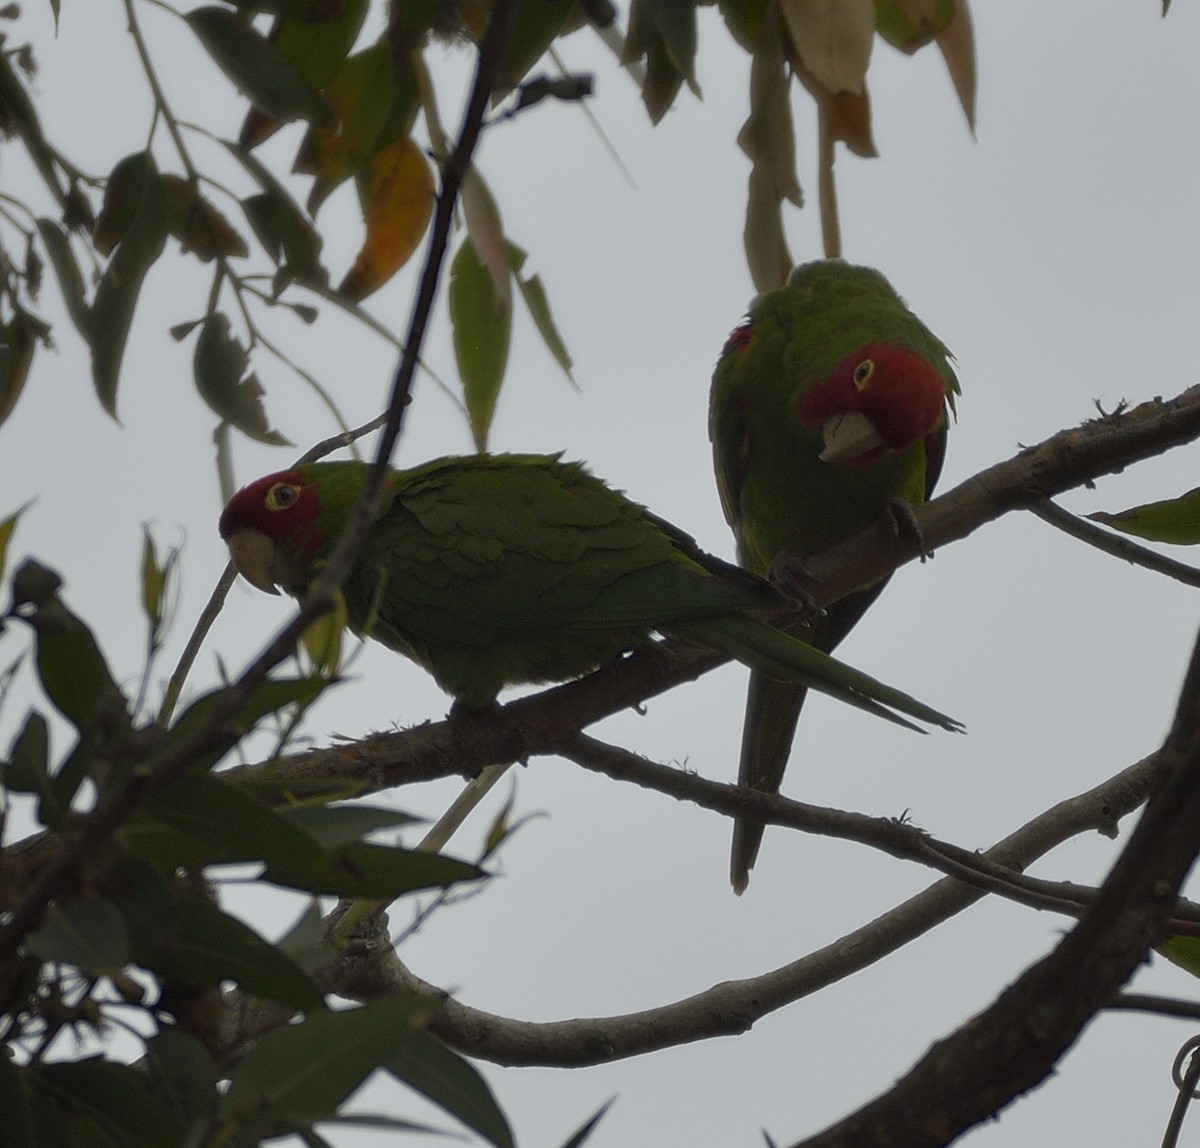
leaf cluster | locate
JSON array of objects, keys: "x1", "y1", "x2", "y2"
[{"x1": 0, "y1": 517, "x2": 511, "y2": 1148}]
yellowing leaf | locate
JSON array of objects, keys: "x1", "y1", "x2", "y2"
[
  {"x1": 300, "y1": 589, "x2": 346, "y2": 676},
  {"x1": 1088, "y1": 487, "x2": 1200, "y2": 545},
  {"x1": 298, "y1": 40, "x2": 419, "y2": 214},
  {"x1": 780, "y1": 0, "x2": 874, "y2": 95},
  {"x1": 338, "y1": 136, "x2": 434, "y2": 301}
]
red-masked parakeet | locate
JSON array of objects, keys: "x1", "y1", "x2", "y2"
[
  {"x1": 219, "y1": 454, "x2": 959, "y2": 735},
  {"x1": 711, "y1": 260, "x2": 959, "y2": 893}
]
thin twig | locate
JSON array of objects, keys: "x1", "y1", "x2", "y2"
[{"x1": 1029, "y1": 499, "x2": 1200, "y2": 588}]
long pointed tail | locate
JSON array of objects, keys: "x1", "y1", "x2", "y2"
[{"x1": 730, "y1": 673, "x2": 807, "y2": 893}]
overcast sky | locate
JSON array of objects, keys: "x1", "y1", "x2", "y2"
[{"x1": 4, "y1": 2, "x2": 1200, "y2": 1145}]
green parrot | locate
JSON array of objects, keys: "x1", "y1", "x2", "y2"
[
  {"x1": 218, "y1": 454, "x2": 959, "y2": 733},
  {"x1": 711, "y1": 260, "x2": 959, "y2": 893}
]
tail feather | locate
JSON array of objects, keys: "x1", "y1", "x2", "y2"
[
  {"x1": 730, "y1": 673, "x2": 807, "y2": 894},
  {"x1": 673, "y1": 614, "x2": 960, "y2": 733}
]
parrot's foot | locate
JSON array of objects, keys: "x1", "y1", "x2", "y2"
[
  {"x1": 884, "y1": 498, "x2": 932, "y2": 561},
  {"x1": 766, "y1": 551, "x2": 825, "y2": 618}
]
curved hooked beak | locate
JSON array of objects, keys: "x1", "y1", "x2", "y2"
[
  {"x1": 818, "y1": 410, "x2": 885, "y2": 464},
  {"x1": 225, "y1": 528, "x2": 281, "y2": 595}
]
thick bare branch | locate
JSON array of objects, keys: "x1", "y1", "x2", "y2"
[{"x1": 791, "y1": 624, "x2": 1200, "y2": 1148}]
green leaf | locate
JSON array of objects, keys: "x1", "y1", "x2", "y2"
[
  {"x1": 26, "y1": 897, "x2": 130, "y2": 973},
  {"x1": 0, "y1": 51, "x2": 68, "y2": 209},
  {"x1": 298, "y1": 39, "x2": 420, "y2": 214},
  {"x1": 143, "y1": 1030, "x2": 220, "y2": 1131},
  {"x1": 142, "y1": 897, "x2": 324, "y2": 1012},
  {"x1": 28, "y1": 593, "x2": 127, "y2": 736},
  {"x1": 874, "y1": 0, "x2": 956, "y2": 54},
  {"x1": 267, "y1": 838, "x2": 484, "y2": 899},
  {"x1": 140, "y1": 525, "x2": 177, "y2": 641},
  {"x1": 130, "y1": 773, "x2": 335, "y2": 872},
  {"x1": 627, "y1": 0, "x2": 689, "y2": 122},
  {"x1": 228, "y1": 139, "x2": 329, "y2": 282},
  {"x1": 385, "y1": 1029, "x2": 515, "y2": 1148},
  {"x1": 496, "y1": 0, "x2": 577, "y2": 89},
  {"x1": 242, "y1": 190, "x2": 325, "y2": 280},
  {"x1": 90, "y1": 153, "x2": 171, "y2": 418},
  {"x1": 221, "y1": 997, "x2": 442, "y2": 1137},
  {"x1": 1161, "y1": 935, "x2": 1200, "y2": 975},
  {"x1": 185, "y1": 7, "x2": 334, "y2": 128},
  {"x1": 193, "y1": 312, "x2": 291, "y2": 446},
  {"x1": 35, "y1": 218, "x2": 91, "y2": 340},
  {"x1": 2, "y1": 710, "x2": 50, "y2": 794},
  {"x1": 239, "y1": 0, "x2": 369, "y2": 147},
  {"x1": 449, "y1": 236, "x2": 512, "y2": 452},
  {"x1": 276, "y1": 802, "x2": 420, "y2": 849},
  {"x1": 1088, "y1": 487, "x2": 1200, "y2": 544},
  {"x1": 33, "y1": 1060, "x2": 187, "y2": 1148},
  {"x1": 166, "y1": 675, "x2": 329, "y2": 769},
  {"x1": 0, "y1": 313, "x2": 37, "y2": 429},
  {"x1": 509, "y1": 241, "x2": 575, "y2": 384},
  {"x1": 0, "y1": 502, "x2": 26, "y2": 584},
  {"x1": 0, "y1": 1052, "x2": 36, "y2": 1148},
  {"x1": 557, "y1": 1097, "x2": 617, "y2": 1148},
  {"x1": 89, "y1": 271, "x2": 140, "y2": 421}
]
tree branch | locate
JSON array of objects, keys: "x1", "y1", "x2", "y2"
[
  {"x1": 241, "y1": 752, "x2": 1161, "y2": 1068},
  {"x1": 791, "y1": 623, "x2": 1200, "y2": 1148}
]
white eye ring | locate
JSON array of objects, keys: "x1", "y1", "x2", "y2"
[{"x1": 852, "y1": 359, "x2": 874, "y2": 390}]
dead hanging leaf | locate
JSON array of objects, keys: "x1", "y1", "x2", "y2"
[
  {"x1": 829, "y1": 87, "x2": 875, "y2": 156},
  {"x1": 193, "y1": 313, "x2": 291, "y2": 446},
  {"x1": 461, "y1": 168, "x2": 512, "y2": 314},
  {"x1": 161, "y1": 175, "x2": 250, "y2": 262},
  {"x1": 739, "y1": 0, "x2": 800, "y2": 288},
  {"x1": 738, "y1": 3, "x2": 802, "y2": 208},
  {"x1": 937, "y1": 0, "x2": 977, "y2": 134},
  {"x1": 744, "y1": 164, "x2": 793, "y2": 291},
  {"x1": 779, "y1": 0, "x2": 874, "y2": 96},
  {"x1": 338, "y1": 136, "x2": 434, "y2": 301}
]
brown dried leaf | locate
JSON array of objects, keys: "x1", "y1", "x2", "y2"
[
  {"x1": 938, "y1": 0, "x2": 977, "y2": 134},
  {"x1": 778, "y1": 0, "x2": 874, "y2": 95}
]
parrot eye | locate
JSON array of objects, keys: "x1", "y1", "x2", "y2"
[
  {"x1": 852, "y1": 359, "x2": 875, "y2": 390},
  {"x1": 265, "y1": 483, "x2": 300, "y2": 512}
]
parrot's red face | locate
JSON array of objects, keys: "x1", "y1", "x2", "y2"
[
  {"x1": 218, "y1": 468, "x2": 326, "y2": 594},
  {"x1": 796, "y1": 342, "x2": 947, "y2": 466}
]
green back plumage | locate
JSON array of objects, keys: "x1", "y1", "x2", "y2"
[{"x1": 302, "y1": 455, "x2": 781, "y2": 704}]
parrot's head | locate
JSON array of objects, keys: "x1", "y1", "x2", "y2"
[
  {"x1": 796, "y1": 342, "x2": 948, "y2": 466},
  {"x1": 219, "y1": 468, "x2": 331, "y2": 596}
]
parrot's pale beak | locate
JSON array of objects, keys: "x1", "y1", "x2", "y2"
[
  {"x1": 226, "y1": 528, "x2": 281, "y2": 595},
  {"x1": 818, "y1": 411, "x2": 884, "y2": 464}
]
